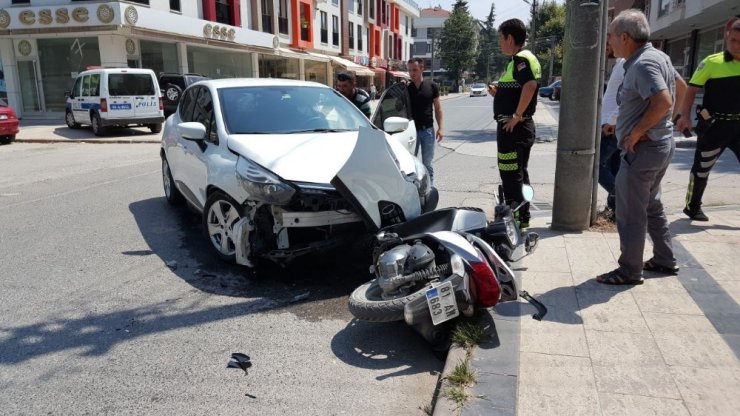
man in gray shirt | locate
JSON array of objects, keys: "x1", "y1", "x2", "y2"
[{"x1": 597, "y1": 10, "x2": 686, "y2": 285}]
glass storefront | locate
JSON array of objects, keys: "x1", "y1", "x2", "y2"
[
  {"x1": 258, "y1": 54, "x2": 300, "y2": 79},
  {"x1": 141, "y1": 40, "x2": 178, "y2": 75},
  {"x1": 666, "y1": 36, "x2": 691, "y2": 78},
  {"x1": 37, "y1": 37, "x2": 101, "y2": 112},
  {"x1": 304, "y1": 60, "x2": 328, "y2": 85},
  {"x1": 0, "y1": 56, "x2": 6, "y2": 103},
  {"x1": 187, "y1": 46, "x2": 253, "y2": 79},
  {"x1": 693, "y1": 26, "x2": 724, "y2": 70}
]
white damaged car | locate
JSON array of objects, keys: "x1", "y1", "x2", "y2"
[{"x1": 160, "y1": 79, "x2": 438, "y2": 268}]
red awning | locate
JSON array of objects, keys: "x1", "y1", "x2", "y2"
[{"x1": 368, "y1": 67, "x2": 386, "y2": 75}]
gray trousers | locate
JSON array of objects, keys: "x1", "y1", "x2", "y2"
[{"x1": 615, "y1": 139, "x2": 676, "y2": 279}]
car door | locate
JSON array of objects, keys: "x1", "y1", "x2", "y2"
[
  {"x1": 370, "y1": 82, "x2": 417, "y2": 154},
  {"x1": 179, "y1": 86, "x2": 215, "y2": 210},
  {"x1": 166, "y1": 86, "x2": 196, "y2": 196},
  {"x1": 70, "y1": 76, "x2": 86, "y2": 122}
]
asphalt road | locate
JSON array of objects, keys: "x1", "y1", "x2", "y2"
[{"x1": 0, "y1": 143, "x2": 440, "y2": 415}]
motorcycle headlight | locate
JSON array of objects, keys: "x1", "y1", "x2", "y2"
[
  {"x1": 405, "y1": 158, "x2": 431, "y2": 200},
  {"x1": 235, "y1": 157, "x2": 296, "y2": 205},
  {"x1": 505, "y1": 216, "x2": 520, "y2": 247}
]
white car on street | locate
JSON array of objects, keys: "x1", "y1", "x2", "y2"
[
  {"x1": 160, "y1": 78, "x2": 437, "y2": 268},
  {"x1": 469, "y1": 83, "x2": 488, "y2": 97}
]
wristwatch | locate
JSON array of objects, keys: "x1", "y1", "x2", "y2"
[{"x1": 513, "y1": 113, "x2": 523, "y2": 121}]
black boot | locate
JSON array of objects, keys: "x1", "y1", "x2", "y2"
[{"x1": 683, "y1": 206, "x2": 709, "y2": 221}]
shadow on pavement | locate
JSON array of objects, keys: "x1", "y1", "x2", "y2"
[
  {"x1": 669, "y1": 217, "x2": 740, "y2": 236},
  {"x1": 330, "y1": 319, "x2": 443, "y2": 380}
]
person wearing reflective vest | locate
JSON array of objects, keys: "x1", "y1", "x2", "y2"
[
  {"x1": 676, "y1": 17, "x2": 740, "y2": 222},
  {"x1": 488, "y1": 18, "x2": 541, "y2": 229}
]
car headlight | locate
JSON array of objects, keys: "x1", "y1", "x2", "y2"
[
  {"x1": 505, "y1": 216, "x2": 520, "y2": 247},
  {"x1": 405, "y1": 158, "x2": 431, "y2": 200},
  {"x1": 235, "y1": 157, "x2": 296, "y2": 205}
]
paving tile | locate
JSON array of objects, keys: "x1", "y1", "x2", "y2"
[
  {"x1": 598, "y1": 393, "x2": 689, "y2": 416},
  {"x1": 652, "y1": 329, "x2": 739, "y2": 368},
  {"x1": 680, "y1": 241, "x2": 740, "y2": 281},
  {"x1": 643, "y1": 312, "x2": 718, "y2": 334},
  {"x1": 564, "y1": 237, "x2": 617, "y2": 276},
  {"x1": 518, "y1": 353, "x2": 599, "y2": 416},
  {"x1": 631, "y1": 290, "x2": 703, "y2": 315},
  {"x1": 593, "y1": 364, "x2": 681, "y2": 399},
  {"x1": 633, "y1": 275, "x2": 686, "y2": 292},
  {"x1": 521, "y1": 271, "x2": 573, "y2": 295},
  {"x1": 585, "y1": 330, "x2": 664, "y2": 367},
  {"x1": 716, "y1": 280, "x2": 740, "y2": 305},
  {"x1": 519, "y1": 244, "x2": 571, "y2": 273},
  {"x1": 576, "y1": 289, "x2": 651, "y2": 334},
  {"x1": 467, "y1": 373, "x2": 517, "y2": 412},
  {"x1": 520, "y1": 319, "x2": 588, "y2": 357},
  {"x1": 670, "y1": 366, "x2": 740, "y2": 416}
]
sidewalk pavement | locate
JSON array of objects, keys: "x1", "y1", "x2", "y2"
[{"x1": 434, "y1": 107, "x2": 739, "y2": 415}]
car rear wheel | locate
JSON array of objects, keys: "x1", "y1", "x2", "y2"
[
  {"x1": 162, "y1": 157, "x2": 184, "y2": 205},
  {"x1": 149, "y1": 123, "x2": 162, "y2": 134},
  {"x1": 203, "y1": 191, "x2": 244, "y2": 263},
  {"x1": 163, "y1": 84, "x2": 183, "y2": 107},
  {"x1": 91, "y1": 112, "x2": 107, "y2": 136},
  {"x1": 65, "y1": 110, "x2": 80, "y2": 129},
  {"x1": 0, "y1": 135, "x2": 15, "y2": 144}
]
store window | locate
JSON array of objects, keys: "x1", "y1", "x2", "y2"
[
  {"x1": 0, "y1": 57, "x2": 6, "y2": 102},
  {"x1": 140, "y1": 41, "x2": 178, "y2": 76},
  {"x1": 188, "y1": 46, "x2": 254, "y2": 78},
  {"x1": 258, "y1": 54, "x2": 299, "y2": 79},
  {"x1": 305, "y1": 60, "x2": 328, "y2": 85},
  {"x1": 37, "y1": 37, "x2": 101, "y2": 112},
  {"x1": 170, "y1": 0, "x2": 180, "y2": 11},
  {"x1": 693, "y1": 26, "x2": 725, "y2": 71},
  {"x1": 666, "y1": 36, "x2": 690, "y2": 78}
]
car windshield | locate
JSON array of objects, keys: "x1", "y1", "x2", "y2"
[
  {"x1": 218, "y1": 86, "x2": 373, "y2": 134},
  {"x1": 471, "y1": 83, "x2": 486, "y2": 89},
  {"x1": 549, "y1": 81, "x2": 561, "y2": 88}
]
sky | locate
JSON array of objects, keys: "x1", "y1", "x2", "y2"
[{"x1": 432, "y1": 0, "x2": 565, "y2": 26}]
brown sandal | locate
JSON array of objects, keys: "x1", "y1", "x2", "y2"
[{"x1": 596, "y1": 270, "x2": 644, "y2": 285}]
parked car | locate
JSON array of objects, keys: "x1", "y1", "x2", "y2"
[
  {"x1": 65, "y1": 68, "x2": 165, "y2": 136},
  {"x1": 552, "y1": 83, "x2": 562, "y2": 101},
  {"x1": 0, "y1": 98, "x2": 20, "y2": 144},
  {"x1": 538, "y1": 80, "x2": 561, "y2": 100},
  {"x1": 469, "y1": 83, "x2": 488, "y2": 97},
  {"x1": 161, "y1": 78, "x2": 437, "y2": 268},
  {"x1": 158, "y1": 73, "x2": 208, "y2": 118}
]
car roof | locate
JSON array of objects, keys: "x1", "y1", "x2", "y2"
[
  {"x1": 77, "y1": 68, "x2": 156, "y2": 76},
  {"x1": 199, "y1": 78, "x2": 330, "y2": 90}
]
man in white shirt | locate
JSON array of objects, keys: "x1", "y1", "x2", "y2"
[{"x1": 599, "y1": 43, "x2": 625, "y2": 217}]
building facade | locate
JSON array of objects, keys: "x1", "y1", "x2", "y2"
[
  {"x1": 410, "y1": 6, "x2": 449, "y2": 81},
  {"x1": 0, "y1": 0, "x2": 419, "y2": 118}
]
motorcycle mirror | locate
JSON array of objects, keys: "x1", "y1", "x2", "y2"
[{"x1": 522, "y1": 185, "x2": 534, "y2": 202}]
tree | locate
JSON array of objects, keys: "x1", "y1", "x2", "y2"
[
  {"x1": 474, "y1": 2, "x2": 507, "y2": 82},
  {"x1": 529, "y1": 0, "x2": 566, "y2": 82},
  {"x1": 438, "y1": 1, "x2": 478, "y2": 83}
]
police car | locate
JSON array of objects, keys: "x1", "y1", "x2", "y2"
[{"x1": 65, "y1": 68, "x2": 164, "y2": 136}]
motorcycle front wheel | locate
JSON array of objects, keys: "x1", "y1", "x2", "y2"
[{"x1": 349, "y1": 280, "x2": 427, "y2": 322}]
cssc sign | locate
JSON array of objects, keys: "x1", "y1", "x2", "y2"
[{"x1": 0, "y1": 6, "x2": 109, "y2": 28}]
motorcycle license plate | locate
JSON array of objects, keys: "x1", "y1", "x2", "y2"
[{"x1": 425, "y1": 281, "x2": 459, "y2": 326}]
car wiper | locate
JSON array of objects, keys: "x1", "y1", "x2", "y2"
[{"x1": 286, "y1": 128, "x2": 354, "y2": 133}]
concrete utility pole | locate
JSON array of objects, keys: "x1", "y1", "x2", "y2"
[{"x1": 551, "y1": 0, "x2": 606, "y2": 231}]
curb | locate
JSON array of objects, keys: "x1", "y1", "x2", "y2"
[
  {"x1": 433, "y1": 345, "x2": 469, "y2": 416},
  {"x1": 15, "y1": 138, "x2": 160, "y2": 144}
]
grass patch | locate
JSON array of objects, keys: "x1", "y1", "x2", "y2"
[
  {"x1": 447, "y1": 360, "x2": 476, "y2": 386},
  {"x1": 451, "y1": 322, "x2": 487, "y2": 349},
  {"x1": 443, "y1": 386, "x2": 470, "y2": 408}
]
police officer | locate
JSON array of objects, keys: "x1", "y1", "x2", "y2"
[
  {"x1": 488, "y1": 18, "x2": 541, "y2": 229},
  {"x1": 335, "y1": 71, "x2": 372, "y2": 118},
  {"x1": 677, "y1": 17, "x2": 740, "y2": 222}
]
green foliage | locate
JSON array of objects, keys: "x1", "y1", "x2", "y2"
[
  {"x1": 451, "y1": 322, "x2": 487, "y2": 349},
  {"x1": 438, "y1": 0, "x2": 478, "y2": 81},
  {"x1": 447, "y1": 360, "x2": 477, "y2": 386},
  {"x1": 529, "y1": 0, "x2": 566, "y2": 83},
  {"x1": 443, "y1": 386, "x2": 469, "y2": 408},
  {"x1": 474, "y1": 2, "x2": 508, "y2": 82}
]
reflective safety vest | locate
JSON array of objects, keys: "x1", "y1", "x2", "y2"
[{"x1": 499, "y1": 49, "x2": 542, "y2": 83}]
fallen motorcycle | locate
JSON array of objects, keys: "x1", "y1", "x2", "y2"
[{"x1": 348, "y1": 185, "x2": 546, "y2": 346}]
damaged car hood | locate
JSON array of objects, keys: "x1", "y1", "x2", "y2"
[{"x1": 226, "y1": 130, "x2": 416, "y2": 184}]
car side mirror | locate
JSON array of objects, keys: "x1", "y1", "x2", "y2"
[
  {"x1": 65, "y1": 91, "x2": 72, "y2": 98},
  {"x1": 383, "y1": 116, "x2": 410, "y2": 134},
  {"x1": 178, "y1": 122, "x2": 207, "y2": 141}
]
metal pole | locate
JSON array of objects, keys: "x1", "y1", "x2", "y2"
[
  {"x1": 551, "y1": 0, "x2": 604, "y2": 231},
  {"x1": 430, "y1": 33, "x2": 434, "y2": 81},
  {"x1": 548, "y1": 37, "x2": 555, "y2": 84}
]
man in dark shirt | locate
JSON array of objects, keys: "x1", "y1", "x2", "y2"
[
  {"x1": 488, "y1": 18, "x2": 541, "y2": 228},
  {"x1": 335, "y1": 71, "x2": 372, "y2": 118},
  {"x1": 407, "y1": 58, "x2": 444, "y2": 184}
]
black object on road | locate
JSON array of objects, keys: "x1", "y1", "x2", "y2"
[{"x1": 227, "y1": 353, "x2": 252, "y2": 375}]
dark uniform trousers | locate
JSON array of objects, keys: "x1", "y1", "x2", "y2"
[
  {"x1": 497, "y1": 118, "x2": 535, "y2": 223},
  {"x1": 686, "y1": 119, "x2": 740, "y2": 211}
]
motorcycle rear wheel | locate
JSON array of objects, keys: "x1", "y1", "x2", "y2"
[{"x1": 349, "y1": 280, "x2": 427, "y2": 322}]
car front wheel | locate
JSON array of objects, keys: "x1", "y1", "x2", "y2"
[
  {"x1": 65, "y1": 110, "x2": 80, "y2": 129},
  {"x1": 203, "y1": 191, "x2": 244, "y2": 262}
]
